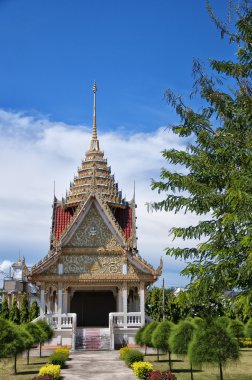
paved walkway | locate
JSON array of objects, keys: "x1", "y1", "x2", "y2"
[{"x1": 61, "y1": 351, "x2": 137, "y2": 380}]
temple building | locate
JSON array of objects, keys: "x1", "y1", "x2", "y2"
[{"x1": 30, "y1": 83, "x2": 162, "y2": 349}]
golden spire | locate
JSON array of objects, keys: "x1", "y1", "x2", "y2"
[{"x1": 89, "y1": 81, "x2": 100, "y2": 151}]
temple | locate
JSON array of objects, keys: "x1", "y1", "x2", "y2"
[{"x1": 30, "y1": 83, "x2": 162, "y2": 349}]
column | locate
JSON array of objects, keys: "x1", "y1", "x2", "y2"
[
  {"x1": 139, "y1": 282, "x2": 145, "y2": 326},
  {"x1": 117, "y1": 286, "x2": 123, "y2": 312},
  {"x1": 62, "y1": 288, "x2": 68, "y2": 313},
  {"x1": 57, "y1": 283, "x2": 63, "y2": 329},
  {"x1": 123, "y1": 281, "x2": 128, "y2": 327},
  {"x1": 40, "y1": 284, "x2": 45, "y2": 316}
]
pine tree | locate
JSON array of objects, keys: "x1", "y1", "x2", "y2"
[
  {"x1": 169, "y1": 320, "x2": 195, "y2": 380},
  {"x1": 35, "y1": 319, "x2": 54, "y2": 357},
  {"x1": 152, "y1": 320, "x2": 174, "y2": 368},
  {"x1": 9, "y1": 296, "x2": 20, "y2": 324},
  {"x1": 20, "y1": 293, "x2": 30, "y2": 324},
  {"x1": 152, "y1": 2, "x2": 252, "y2": 298},
  {"x1": 189, "y1": 320, "x2": 239, "y2": 380},
  {"x1": 1, "y1": 296, "x2": 9, "y2": 319},
  {"x1": 30, "y1": 300, "x2": 40, "y2": 321}
]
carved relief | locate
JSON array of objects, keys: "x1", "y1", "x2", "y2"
[
  {"x1": 128, "y1": 263, "x2": 145, "y2": 275},
  {"x1": 63, "y1": 254, "x2": 123, "y2": 275},
  {"x1": 41, "y1": 263, "x2": 58, "y2": 275},
  {"x1": 66, "y1": 204, "x2": 121, "y2": 249}
]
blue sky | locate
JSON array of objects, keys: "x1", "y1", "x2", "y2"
[{"x1": 0, "y1": 1, "x2": 237, "y2": 287}]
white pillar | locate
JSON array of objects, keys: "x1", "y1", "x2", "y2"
[
  {"x1": 40, "y1": 288, "x2": 45, "y2": 316},
  {"x1": 58, "y1": 285, "x2": 63, "y2": 314},
  {"x1": 123, "y1": 282, "x2": 128, "y2": 327},
  {"x1": 139, "y1": 283, "x2": 145, "y2": 326},
  {"x1": 62, "y1": 289, "x2": 68, "y2": 313}
]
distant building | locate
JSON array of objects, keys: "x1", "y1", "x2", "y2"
[{"x1": 3, "y1": 257, "x2": 38, "y2": 307}]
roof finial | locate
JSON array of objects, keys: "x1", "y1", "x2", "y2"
[{"x1": 89, "y1": 81, "x2": 100, "y2": 151}]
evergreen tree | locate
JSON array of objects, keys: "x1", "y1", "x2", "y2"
[
  {"x1": 245, "y1": 318, "x2": 252, "y2": 338},
  {"x1": 29, "y1": 300, "x2": 40, "y2": 321},
  {"x1": 24, "y1": 322, "x2": 46, "y2": 364},
  {"x1": 189, "y1": 320, "x2": 239, "y2": 380},
  {"x1": 35, "y1": 319, "x2": 54, "y2": 357},
  {"x1": 0, "y1": 317, "x2": 29, "y2": 374},
  {"x1": 1, "y1": 296, "x2": 9, "y2": 319},
  {"x1": 169, "y1": 320, "x2": 195, "y2": 380},
  {"x1": 151, "y1": 2, "x2": 252, "y2": 298},
  {"x1": 152, "y1": 320, "x2": 174, "y2": 368},
  {"x1": 20, "y1": 293, "x2": 30, "y2": 324},
  {"x1": 227, "y1": 318, "x2": 245, "y2": 341},
  {"x1": 9, "y1": 297, "x2": 20, "y2": 324},
  {"x1": 134, "y1": 325, "x2": 146, "y2": 346},
  {"x1": 142, "y1": 321, "x2": 159, "y2": 355}
]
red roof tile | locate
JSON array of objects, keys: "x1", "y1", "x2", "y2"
[{"x1": 54, "y1": 206, "x2": 73, "y2": 240}]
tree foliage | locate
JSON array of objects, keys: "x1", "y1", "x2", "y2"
[
  {"x1": 9, "y1": 296, "x2": 20, "y2": 325},
  {"x1": 35, "y1": 319, "x2": 54, "y2": 357},
  {"x1": 151, "y1": 2, "x2": 252, "y2": 298},
  {"x1": 189, "y1": 320, "x2": 239, "y2": 380},
  {"x1": 30, "y1": 300, "x2": 40, "y2": 321},
  {"x1": 1, "y1": 296, "x2": 9, "y2": 319},
  {"x1": 134, "y1": 325, "x2": 146, "y2": 346},
  {"x1": 245, "y1": 318, "x2": 252, "y2": 338},
  {"x1": 20, "y1": 293, "x2": 30, "y2": 324}
]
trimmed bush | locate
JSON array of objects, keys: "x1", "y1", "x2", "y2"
[
  {"x1": 132, "y1": 361, "x2": 153, "y2": 380},
  {"x1": 142, "y1": 321, "x2": 159, "y2": 354},
  {"x1": 152, "y1": 320, "x2": 174, "y2": 363},
  {"x1": 54, "y1": 348, "x2": 69, "y2": 361},
  {"x1": 125, "y1": 349, "x2": 144, "y2": 367},
  {"x1": 39, "y1": 364, "x2": 61, "y2": 380},
  {"x1": 48, "y1": 351, "x2": 68, "y2": 367},
  {"x1": 147, "y1": 370, "x2": 177, "y2": 380},
  {"x1": 119, "y1": 346, "x2": 131, "y2": 360},
  {"x1": 239, "y1": 338, "x2": 252, "y2": 348}
]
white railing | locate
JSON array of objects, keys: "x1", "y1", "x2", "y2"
[
  {"x1": 32, "y1": 313, "x2": 77, "y2": 350},
  {"x1": 109, "y1": 312, "x2": 142, "y2": 328}
]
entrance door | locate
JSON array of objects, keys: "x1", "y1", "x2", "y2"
[{"x1": 70, "y1": 291, "x2": 116, "y2": 327}]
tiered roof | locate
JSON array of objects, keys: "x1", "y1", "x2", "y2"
[{"x1": 51, "y1": 82, "x2": 135, "y2": 246}]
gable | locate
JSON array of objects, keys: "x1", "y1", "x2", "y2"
[{"x1": 63, "y1": 203, "x2": 123, "y2": 250}]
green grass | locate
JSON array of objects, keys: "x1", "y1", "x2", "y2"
[
  {"x1": 145, "y1": 349, "x2": 252, "y2": 380},
  {"x1": 0, "y1": 356, "x2": 49, "y2": 380}
]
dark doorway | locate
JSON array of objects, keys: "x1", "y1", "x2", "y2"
[{"x1": 70, "y1": 291, "x2": 116, "y2": 327}]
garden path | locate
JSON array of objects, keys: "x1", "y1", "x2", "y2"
[{"x1": 61, "y1": 350, "x2": 137, "y2": 380}]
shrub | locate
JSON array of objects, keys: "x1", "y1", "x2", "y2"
[
  {"x1": 147, "y1": 370, "x2": 177, "y2": 380},
  {"x1": 32, "y1": 376, "x2": 53, "y2": 380},
  {"x1": 119, "y1": 346, "x2": 131, "y2": 360},
  {"x1": 125, "y1": 349, "x2": 144, "y2": 367},
  {"x1": 142, "y1": 322, "x2": 159, "y2": 354},
  {"x1": 39, "y1": 364, "x2": 61, "y2": 380},
  {"x1": 48, "y1": 352, "x2": 67, "y2": 367},
  {"x1": 239, "y1": 338, "x2": 252, "y2": 348},
  {"x1": 54, "y1": 348, "x2": 69, "y2": 360},
  {"x1": 132, "y1": 361, "x2": 153, "y2": 380}
]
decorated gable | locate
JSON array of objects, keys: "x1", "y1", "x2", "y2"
[{"x1": 63, "y1": 203, "x2": 123, "y2": 250}]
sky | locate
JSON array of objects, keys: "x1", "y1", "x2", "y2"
[{"x1": 0, "y1": 0, "x2": 238, "y2": 287}]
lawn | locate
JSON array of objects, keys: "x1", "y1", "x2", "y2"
[
  {"x1": 145, "y1": 349, "x2": 252, "y2": 380},
  {"x1": 0, "y1": 356, "x2": 49, "y2": 380}
]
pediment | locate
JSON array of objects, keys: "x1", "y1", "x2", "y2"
[
  {"x1": 62, "y1": 253, "x2": 123, "y2": 275},
  {"x1": 62, "y1": 199, "x2": 124, "y2": 250}
]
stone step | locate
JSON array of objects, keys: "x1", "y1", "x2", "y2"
[{"x1": 75, "y1": 327, "x2": 111, "y2": 350}]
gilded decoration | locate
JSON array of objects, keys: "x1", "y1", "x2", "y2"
[
  {"x1": 63, "y1": 254, "x2": 123, "y2": 275},
  {"x1": 128, "y1": 262, "x2": 146, "y2": 275},
  {"x1": 66, "y1": 204, "x2": 121, "y2": 250},
  {"x1": 41, "y1": 263, "x2": 58, "y2": 275}
]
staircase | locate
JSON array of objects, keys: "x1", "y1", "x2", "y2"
[{"x1": 76, "y1": 327, "x2": 111, "y2": 350}]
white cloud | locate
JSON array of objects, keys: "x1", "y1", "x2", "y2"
[
  {"x1": 0, "y1": 109, "x2": 202, "y2": 287},
  {"x1": 0, "y1": 260, "x2": 12, "y2": 273}
]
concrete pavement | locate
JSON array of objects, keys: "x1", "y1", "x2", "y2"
[{"x1": 61, "y1": 351, "x2": 137, "y2": 380}]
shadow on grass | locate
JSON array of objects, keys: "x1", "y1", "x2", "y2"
[
  {"x1": 172, "y1": 369, "x2": 203, "y2": 374},
  {"x1": 17, "y1": 370, "x2": 38, "y2": 375},
  {"x1": 153, "y1": 359, "x2": 184, "y2": 363}
]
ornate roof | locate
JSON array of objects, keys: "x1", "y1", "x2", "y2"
[{"x1": 31, "y1": 83, "x2": 162, "y2": 281}]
